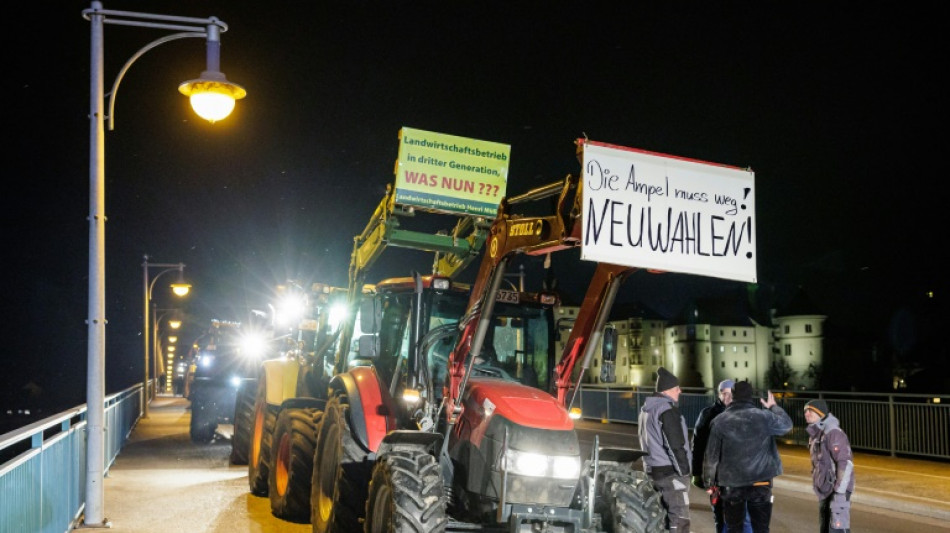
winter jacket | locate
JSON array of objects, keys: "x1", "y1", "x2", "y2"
[
  {"x1": 702, "y1": 399, "x2": 793, "y2": 488},
  {"x1": 638, "y1": 393, "x2": 691, "y2": 477},
  {"x1": 690, "y1": 398, "x2": 726, "y2": 482},
  {"x1": 807, "y1": 413, "x2": 855, "y2": 499}
]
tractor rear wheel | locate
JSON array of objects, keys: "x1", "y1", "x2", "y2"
[
  {"x1": 310, "y1": 395, "x2": 370, "y2": 533},
  {"x1": 597, "y1": 465, "x2": 667, "y2": 533},
  {"x1": 230, "y1": 378, "x2": 256, "y2": 465},
  {"x1": 269, "y1": 407, "x2": 321, "y2": 522},
  {"x1": 365, "y1": 448, "x2": 447, "y2": 533},
  {"x1": 248, "y1": 379, "x2": 277, "y2": 496}
]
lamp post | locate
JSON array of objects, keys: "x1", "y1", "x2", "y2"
[
  {"x1": 143, "y1": 257, "x2": 190, "y2": 418},
  {"x1": 82, "y1": 2, "x2": 244, "y2": 526}
]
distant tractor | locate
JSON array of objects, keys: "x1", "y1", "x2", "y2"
[{"x1": 188, "y1": 320, "x2": 268, "y2": 444}]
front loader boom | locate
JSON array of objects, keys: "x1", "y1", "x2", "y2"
[{"x1": 335, "y1": 183, "x2": 492, "y2": 375}]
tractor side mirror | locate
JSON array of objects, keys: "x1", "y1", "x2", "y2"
[{"x1": 357, "y1": 333, "x2": 378, "y2": 360}]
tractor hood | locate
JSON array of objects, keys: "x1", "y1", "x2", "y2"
[{"x1": 460, "y1": 378, "x2": 573, "y2": 444}]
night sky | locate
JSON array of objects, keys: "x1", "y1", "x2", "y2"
[{"x1": 3, "y1": 2, "x2": 945, "y2": 410}]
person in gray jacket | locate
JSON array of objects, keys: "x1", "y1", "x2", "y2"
[
  {"x1": 703, "y1": 381, "x2": 792, "y2": 533},
  {"x1": 805, "y1": 399, "x2": 855, "y2": 533},
  {"x1": 638, "y1": 367, "x2": 692, "y2": 532}
]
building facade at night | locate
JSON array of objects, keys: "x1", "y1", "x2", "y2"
[{"x1": 557, "y1": 288, "x2": 826, "y2": 391}]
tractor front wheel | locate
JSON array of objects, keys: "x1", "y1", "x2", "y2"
[
  {"x1": 310, "y1": 395, "x2": 370, "y2": 533},
  {"x1": 365, "y1": 447, "x2": 447, "y2": 533},
  {"x1": 597, "y1": 465, "x2": 667, "y2": 533}
]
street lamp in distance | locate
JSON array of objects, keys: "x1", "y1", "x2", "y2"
[{"x1": 143, "y1": 257, "x2": 191, "y2": 418}]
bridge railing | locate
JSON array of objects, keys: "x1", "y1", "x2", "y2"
[
  {"x1": 0, "y1": 384, "x2": 142, "y2": 533},
  {"x1": 575, "y1": 385, "x2": 950, "y2": 460}
]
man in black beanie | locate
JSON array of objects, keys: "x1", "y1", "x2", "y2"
[
  {"x1": 703, "y1": 382, "x2": 792, "y2": 532},
  {"x1": 638, "y1": 367, "x2": 692, "y2": 532},
  {"x1": 805, "y1": 400, "x2": 854, "y2": 532}
]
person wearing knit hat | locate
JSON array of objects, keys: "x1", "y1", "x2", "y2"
[
  {"x1": 690, "y1": 380, "x2": 752, "y2": 533},
  {"x1": 732, "y1": 380, "x2": 754, "y2": 402},
  {"x1": 638, "y1": 367, "x2": 691, "y2": 532},
  {"x1": 702, "y1": 384, "x2": 792, "y2": 532},
  {"x1": 805, "y1": 400, "x2": 854, "y2": 532},
  {"x1": 656, "y1": 366, "x2": 681, "y2": 393},
  {"x1": 805, "y1": 399, "x2": 829, "y2": 419}
]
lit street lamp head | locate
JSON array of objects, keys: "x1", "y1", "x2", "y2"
[
  {"x1": 178, "y1": 16, "x2": 246, "y2": 123},
  {"x1": 171, "y1": 282, "x2": 192, "y2": 297},
  {"x1": 179, "y1": 70, "x2": 246, "y2": 123}
]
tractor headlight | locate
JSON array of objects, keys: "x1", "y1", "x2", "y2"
[
  {"x1": 239, "y1": 332, "x2": 267, "y2": 360},
  {"x1": 552, "y1": 455, "x2": 581, "y2": 478},
  {"x1": 503, "y1": 448, "x2": 580, "y2": 480}
]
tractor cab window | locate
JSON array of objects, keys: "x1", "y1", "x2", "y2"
[
  {"x1": 373, "y1": 288, "x2": 469, "y2": 391},
  {"x1": 481, "y1": 301, "x2": 552, "y2": 391}
]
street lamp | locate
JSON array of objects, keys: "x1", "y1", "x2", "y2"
[
  {"x1": 82, "y1": 3, "x2": 242, "y2": 526},
  {"x1": 143, "y1": 258, "x2": 190, "y2": 417}
]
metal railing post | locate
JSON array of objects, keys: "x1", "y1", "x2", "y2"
[{"x1": 888, "y1": 394, "x2": 897, "y2": 457}]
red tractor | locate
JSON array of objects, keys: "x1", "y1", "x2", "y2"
[{"x1": 311, "y1": 146, "x2": 668, "y2": 532}]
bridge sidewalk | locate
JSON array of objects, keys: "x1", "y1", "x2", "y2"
[{"x1": 97, "y1": 396, "x2": 307, "y2": 532}]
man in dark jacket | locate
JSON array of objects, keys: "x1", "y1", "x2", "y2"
[
  {"x1": 692, "y1": 380, "x2": 751, "y2": 533},
  {"x1": 805, "y1": 399, "x2": 855, "y2": 533},
  {"x1": 703, "y1": 381, "x2": 792, "y2": 533},
  {"x1": 638, "y1": 367, "x2": 691, "y2": 532}
]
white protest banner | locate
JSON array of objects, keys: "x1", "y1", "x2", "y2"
[{"x1": 580, "y1": 140, "x2": 756, "y2": 283}]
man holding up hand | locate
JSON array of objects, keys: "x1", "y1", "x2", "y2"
[{"x1": 703, "y1": 381, "x2": 792, "y2": 533}]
